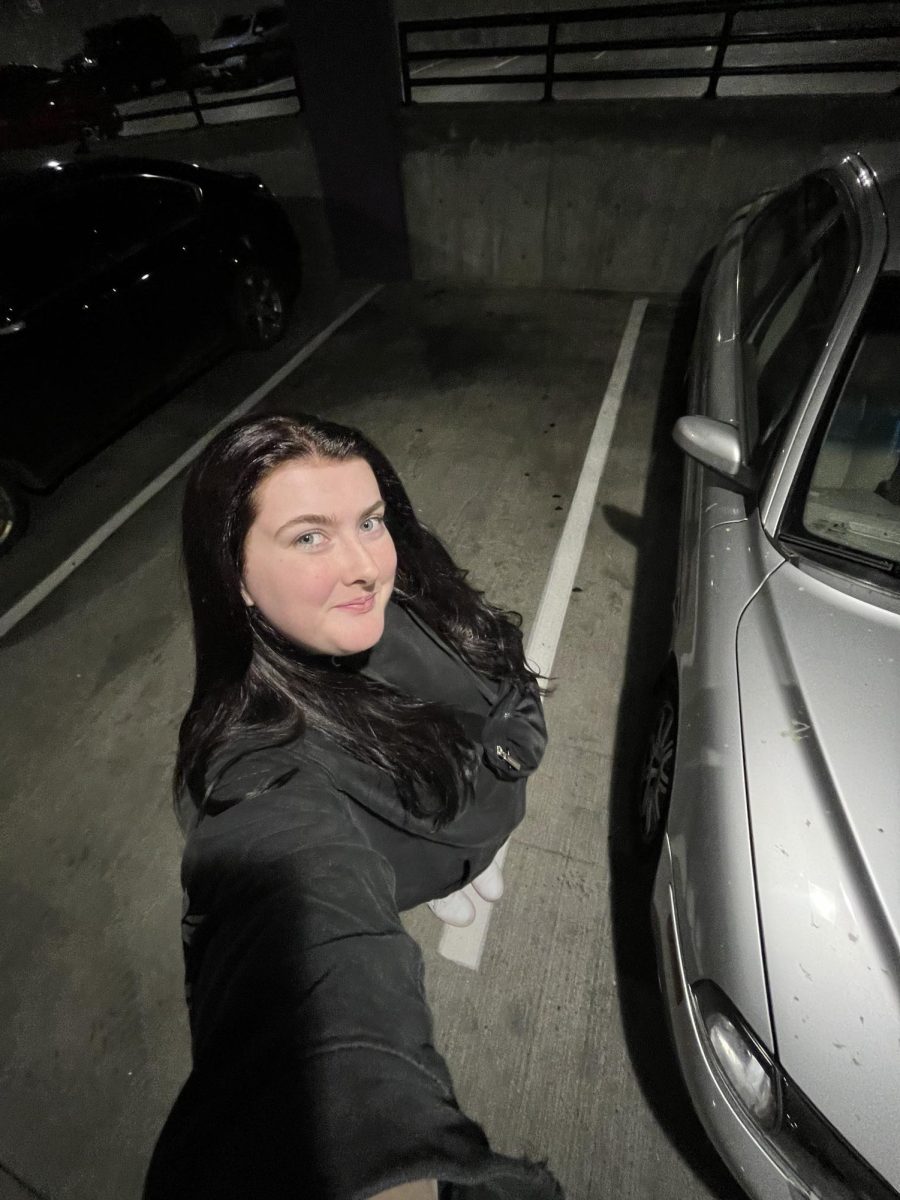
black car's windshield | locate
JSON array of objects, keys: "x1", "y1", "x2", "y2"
[
  {"x1": 790, "y1": 275, "x2": 900, "y2": 572},
  {"x1": 213, "y1": 15, "x2": 252, "y2": 38}
]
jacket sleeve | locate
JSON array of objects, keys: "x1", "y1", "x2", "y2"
[{"x1": 144, "y1": 748, "x2": 564, "y2": 1200}]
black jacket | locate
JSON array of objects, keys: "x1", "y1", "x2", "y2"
[{"x1": 144, "y1": 601, "x2": 562, "y2": 1200}]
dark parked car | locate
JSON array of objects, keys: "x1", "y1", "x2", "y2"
[
  {"x1": 0, "y1": 157, "x2": 301, "y2": 552},
  {"x1": 63, "y1": 16, "x2": 185, "y2": 100},
  {"x1": 0, "y1": 65, "x2": 121, "y2": 150}
]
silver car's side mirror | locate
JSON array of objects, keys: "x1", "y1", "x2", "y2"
[{"x1": 673, "y1": 415, "x2": 757, "y2": 494}]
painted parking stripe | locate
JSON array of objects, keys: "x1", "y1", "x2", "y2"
[
  {"x1": 439, "y1": 297, "x2": 649, "y2": 970},
  {"x1": 410, "y1": 58, "x2": 448, "y2": 76},
  {"x1": 0, "y1": 286, "x2": 382, "y2": 640}
]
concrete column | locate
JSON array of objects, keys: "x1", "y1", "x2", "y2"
[{"x1": 284, "y1": 0, "x2": 411, "y2": 280}]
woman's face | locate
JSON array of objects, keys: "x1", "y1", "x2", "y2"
[{"x1": 240, "y1": 455, "x2": 397, "y2": 657}]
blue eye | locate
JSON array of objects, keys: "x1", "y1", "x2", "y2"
[
  {"x1": 362, "y1": 515, "x2": 386, "y2": 533},
  {"x1": 294, "y1": 530, "x2": 324, "y2": 548}
]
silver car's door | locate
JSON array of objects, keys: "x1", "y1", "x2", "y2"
[
  {"x1": 668, "y1": 164, "x2": 883, "y2": 1053},
  {"x1": 675, "y1": 199, "x2": 758, "y2": 632}
]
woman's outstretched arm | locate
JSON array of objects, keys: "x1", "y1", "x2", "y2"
[{"x1": 145, "y1": 747, "x2": 563, "y2": 1200}]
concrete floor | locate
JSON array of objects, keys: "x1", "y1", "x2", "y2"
[{"x1": 0, "y1": 284, "x2": 743, "y2": 1200}]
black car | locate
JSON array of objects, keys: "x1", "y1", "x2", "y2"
[
  {"x1": 0, "y1": 64, "x2": 122, "y2": 150},
  {"x1": 0, "y1": 157, "x2": 302, "y2": 553},
  {"x1": 64, "y1": 16, "x2": 185, "y2": 100}
]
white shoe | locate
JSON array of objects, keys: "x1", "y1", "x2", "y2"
[
  {"x1": 427, "y1": 889, "x2": 476, "y2": 927},
  {"x1": 471, "y1": 859, "x2": 504, "y2": 902}
]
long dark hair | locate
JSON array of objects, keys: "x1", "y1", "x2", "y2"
[{"x1": 175, "y1": 413, "x2": 539, "y2": 830}]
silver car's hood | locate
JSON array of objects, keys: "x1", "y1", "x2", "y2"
[{"x1": 737, "y1": 556, "x2": 900, "y2": 1188}]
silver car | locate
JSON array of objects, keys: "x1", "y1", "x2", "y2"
[{"x1": 639, "y1": 150, "x2": 900, "y2": 1200}]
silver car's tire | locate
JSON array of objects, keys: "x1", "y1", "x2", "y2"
[
  {"x1": 0, "y1": 474, "x2": 29, "y2": 556},
  {"x1": 229, "y1": 260, "x2": 287, "y2": 350},
  {"x1": 636, "y1": 690, "x2": 677, "y2": 857}
]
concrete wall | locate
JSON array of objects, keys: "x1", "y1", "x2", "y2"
[
  {"x1": 10, "y1": 93, "x2": 898, "y2": 298},
  {"x1": 400, "y1": 95, "x2": 900, "y2": 297}
]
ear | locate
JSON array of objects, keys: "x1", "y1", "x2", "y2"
[{"x1": 240, "y1": 582, "x2": 254, "y2": 608}]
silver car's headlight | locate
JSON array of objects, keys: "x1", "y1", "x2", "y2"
[
  {"x1": 705, "y1": 1008, "x2": 778, "y2": 1127},
  {"x1": 693, "y1": 982, "x2": 899, "y2": 1200}
]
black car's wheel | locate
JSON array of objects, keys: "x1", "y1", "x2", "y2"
[
  {"x1": 636, "y1": 687, "x2": 678, "y2": 859},
  {"x1": 0, "y1": 474, "x2": 29, "y2": 556},
  {"x1": 229, "y1": 259, "x2": 287, "y2": 349}
]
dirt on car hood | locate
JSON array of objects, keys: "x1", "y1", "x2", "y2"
[{"x1": 737, "y1": 556, "x2": 900, "y2": 1191}]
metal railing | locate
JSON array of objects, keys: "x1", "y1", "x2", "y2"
[
  {"x1": 109, "y1": 41, "x2": 303, "y2": 133},
  {"x1": 120, "y1": 77, "x2": 302, "y2": 131},
  {"x1": 398, "y1": 0, "x2": 900, "y2": 102}
]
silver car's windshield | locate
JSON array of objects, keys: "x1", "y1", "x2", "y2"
[{"x1": 792, "y1": 276, "x2": 900, "y2": 573}]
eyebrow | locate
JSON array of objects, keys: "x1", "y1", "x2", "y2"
[{"x1": 276, "y1": 499, "x2": 386, "y2": 536}]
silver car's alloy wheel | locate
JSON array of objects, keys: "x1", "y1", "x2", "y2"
[
  {"x1": 233, "y1": 265, "x2": 285, "y2": 348},
  {"x1": 638, "y1": 696, "x2": 676, "y2": 849}
]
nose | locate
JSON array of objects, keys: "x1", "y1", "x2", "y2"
[{"x1": 339, "y1": 531, "x2": 379, "y2": 586}]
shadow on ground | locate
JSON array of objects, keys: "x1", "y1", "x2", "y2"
[{"x1": 606, "y1": 259, "x2": 747, "y2": 1200}]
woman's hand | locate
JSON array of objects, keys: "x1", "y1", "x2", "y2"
[{"x1": 372, "y1": 1181, "x2": 438, "y2": 1200}]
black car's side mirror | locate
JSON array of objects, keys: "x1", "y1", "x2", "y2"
[{"x1": 673, "y1": 415, "x2": 758, "y2": 495}]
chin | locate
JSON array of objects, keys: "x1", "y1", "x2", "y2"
[{"x1": 329, "y1": 610, "x2": 385, "y2": 657}]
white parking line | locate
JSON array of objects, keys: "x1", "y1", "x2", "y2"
[
  {"x1": 438, "y1": 297, "x2": 649, "y2": 970},
  {"x1": 0, "y1": 286, "x2": 382, "y2": 640},
  {"x1": 489, "y1": 56, "x2": 520, "y2": 70},
  {"x1": 410, "y1": 58, "x2": 448, "y2": 76}
]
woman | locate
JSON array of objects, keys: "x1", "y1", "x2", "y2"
[{"x1": 144, "y1": 414, "x2": 562, "y2": 1200}]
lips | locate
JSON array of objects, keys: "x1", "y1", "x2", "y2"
[{"x1": 336, "y1": 594, "x2": 376, "y2": 613}]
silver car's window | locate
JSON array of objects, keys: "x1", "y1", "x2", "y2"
[
  {"x1": 797, "y1": 276, "x2": 900, "y2": 571},
  {"x1": 740, "y1": 177, "x2": 858, "y2": 456},
  {"x1": 740, "y1": 179, "x2": 835, "y2": 326}
]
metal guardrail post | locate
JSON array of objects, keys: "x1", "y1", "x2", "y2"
[
  {"x1": 705, "y1": 6, "x2": 735, "y2": 98},
  {"x1": 187, "y1": 84, "x2": 206, "y2": 127},
  {"x1": 400, "y1": 25, "x2": 413, "y2": 104},
  {"x1": 543, "y1": 19, "x2": 558, "y2": 101}
]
